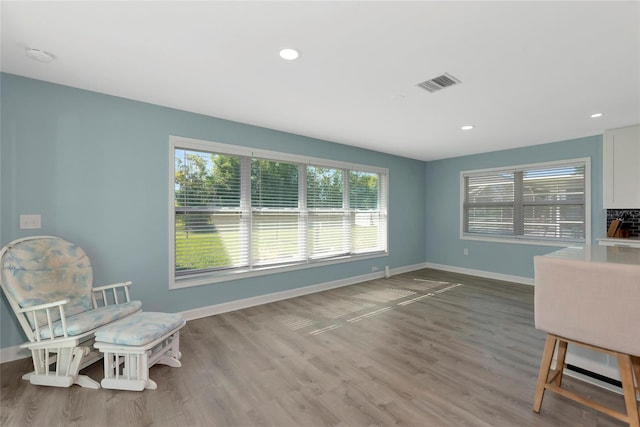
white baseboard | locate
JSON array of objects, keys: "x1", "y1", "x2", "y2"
[
  {"x1": 551, "y1": 353, "x2": 634, "y2": 399},
  {"x1": 562, "y1": 369, "x2": 628, "y2": 398},
  {"x1": 389, "y1": 262, "x2": 428, "y2": 276},
  {"x1": 424, "y1": 262, "x2": 534, "y2": 286},
  {"x1": 0, "y1": 344, "x2": 29, "y2": 364},
  {"x1": 565, "y1": 351, "x2": 620, "y2": 381}
]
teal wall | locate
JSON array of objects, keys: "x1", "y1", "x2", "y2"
[
  {"x1": 0, "y1": 73, "x2": 427, "y2": 349},
  {"x1": 0, "y1": 72, "x2": 609, "y2": 352},
  {"x1": 425, "y1": 136, "x2": 606, "y2": 278}
]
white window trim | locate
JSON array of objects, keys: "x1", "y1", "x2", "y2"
[
  {"x1": 459, "y1": 157, "x2": 591, "y2": 246},
  {"x1": 169, "y1": 135, "x2": 389, "y2": 289},
  {"x1": 171, "y1": 252, "x2": 389, "y2": 289}
]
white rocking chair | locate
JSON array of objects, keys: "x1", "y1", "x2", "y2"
[{"x1": 0, "y1": 236, "x2": 142, "y2": 388}]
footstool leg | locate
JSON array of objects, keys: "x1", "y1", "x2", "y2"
[{"x1": 157, "y1": 332, "x2": 182, "y2": 368}]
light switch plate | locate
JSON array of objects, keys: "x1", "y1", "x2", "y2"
[{"x1": 20, "y1": 214, "x2": 41, "y2": 229}]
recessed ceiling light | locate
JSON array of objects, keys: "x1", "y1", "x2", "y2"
[
  {"x1": 590, "y1": 113, "x2": 603, "y2": 118},
  {"x1": 461, "y1": 125, "x2": 475, "y2": 130},
  {"x1": 279, "y1": 48, "x2": 300, "y2": 61},
  {"x1": 25, "y1": 48, "x2": 55, "y2": 63}
]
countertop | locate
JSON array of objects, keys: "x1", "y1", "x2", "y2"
[
  {"x1": 597, "y1": 236, "x2": 640, "y2": 247},
  {"x1": 544, "y1": 244, "x2": 640, "y2": 266}
]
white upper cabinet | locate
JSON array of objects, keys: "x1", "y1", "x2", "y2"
[{"x1": 603, "y1": 124, "x2": 640, "y2": 208}]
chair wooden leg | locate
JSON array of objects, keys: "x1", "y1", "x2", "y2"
[
  {"x1": 533, "y1": 334, "x2": 557, "y2": 413},
  {"x1": 632, "y1": 356, "x2": 640, "y2": 398},
  {"x1": 554, "y1": 339, "x2": 568, "y2": 387},
  {"x1": 618, "y1": 354, "x2": 640, "y2": 427}
]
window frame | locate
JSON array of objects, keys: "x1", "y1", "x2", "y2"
[
  {"x1": 169, "y1": 135, "x2": 389, "y2": 289},
  {"x1": 459, "y1": 157, "x2": 591, "y2": 247}
]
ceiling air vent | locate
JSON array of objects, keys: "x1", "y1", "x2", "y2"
[{"x1": 417, "y1": 73, "x2": 461, "y2": 93}]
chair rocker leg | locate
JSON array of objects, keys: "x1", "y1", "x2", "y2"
[
  {"x1": 157, "y1": 332, "x2": 182, "y2": 368},
  {"x1": 74, "y1": 375, "x2": 100, "y2": 389},
  {"x1": 149, "y1": 332, "x2": 182, "y2": 368},
  {"x1": 25, "y1": 346, "x2": 100, "y2": 389},
  {"x1": 156, "y1": 356, "x2": 182, "y2": 368}
]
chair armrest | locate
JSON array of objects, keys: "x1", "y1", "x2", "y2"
[
  {"x1": 16, "y1": 298, "x2": 69, "y2": 314},
  {"x1": 17, "y1": 299, "x2": 70, "y2": 341},
  {"x1": 92, "y1": 281, "x2": 133, "y2": 292},
  {"x1": 92, "y1": 281, "x2": 133, "y2": 307}
]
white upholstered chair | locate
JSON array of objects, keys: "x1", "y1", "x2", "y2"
[{"x1": 533, "y1": 253, "x2": 640, "y2": 427}]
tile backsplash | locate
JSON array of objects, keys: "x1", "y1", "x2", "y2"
[{"x1": 606, "y1": 209, "x2": 640, "y2": 238}]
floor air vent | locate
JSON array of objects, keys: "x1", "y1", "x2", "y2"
[{"x1": 417, "y1": 73, "x2": 461, "y2": 93}]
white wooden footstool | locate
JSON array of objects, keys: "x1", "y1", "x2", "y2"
[{"x1": 94, "y1": 312, "x2": 185, "y2": 391}]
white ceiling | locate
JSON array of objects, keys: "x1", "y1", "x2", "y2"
[{"x1": 2, "y1": 1, "x2": 639, "y2": 161}]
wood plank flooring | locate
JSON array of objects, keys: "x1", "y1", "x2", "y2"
[{"x1": 0, "y1": 269, "x2": 632, "y2": 426}]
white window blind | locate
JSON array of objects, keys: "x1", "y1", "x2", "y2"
[
  {"x1": 307, "y1": 166, "x2": 347, "y2": 258},
  {"x1": 171, "y1": 137, "x2": 388, "y2": 282},
  {"x1": 251, "y1": 159, "x2": 303, "y2": 266},
  {"x1": 463, "y1": 160, "x2": 587, "y2": 243},
  {"x1": 174, "y1": 150, "x2": 246, "y2": 274},
  {"x1": 349, "y1": 171, "x2": 387, "y2": 253}
]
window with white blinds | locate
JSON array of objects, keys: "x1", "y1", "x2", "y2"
[
  {"x1": 462, "y1": 159, "x2": 589, "y2": 243},
  {"x1": 170, "y1": 136, "x2": 388, "y2": 285}
]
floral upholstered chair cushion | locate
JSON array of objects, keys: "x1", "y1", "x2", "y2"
[
  {"x1": 0, "y1": 237, "x2": 95, "y2": 330},
  {"x1": 38, "y1": 300, "x2": 142, "y2": 339},
  {"x1": 95, "y1": 312, "x2": 185, "y2": 346}
]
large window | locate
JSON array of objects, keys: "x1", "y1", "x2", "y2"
[
  {"x1": 461, "y1": 159, "x2": 590, "y2": 244},
  {"x1": 170, "y1": 136, "x2": 388, "y2": 287}
]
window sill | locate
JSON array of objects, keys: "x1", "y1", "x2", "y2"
[
  {"x1": 461, "y1": 234, "x2": 586, "y2": 248},
  {"x1": 170, "y1": 251, "x2": 388, "y2": 289}
]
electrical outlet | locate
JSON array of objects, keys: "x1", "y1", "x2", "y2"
[
  {"x1": 20, "y1": 214, "x2": 42, "y2": 229},
  {"x1": 371, "y1": 266, "x2": 379, "y2": 272},
  {"x1": 463, "y1": 248, "x2": 469, "y2": 256}
]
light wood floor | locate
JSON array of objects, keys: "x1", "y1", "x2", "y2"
[{"x1": 0, "y1": 269, "x2": 632, "y2": 426}]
